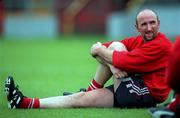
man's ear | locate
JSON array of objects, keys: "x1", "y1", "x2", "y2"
[
  {"x1": 135, "y1": 24, "x2": 139, "y2": 32},
  {"x1": 157, "y1": 20, "x2": 160, "y2": 29}
]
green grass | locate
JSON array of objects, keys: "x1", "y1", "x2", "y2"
[{"x1": 0, "y1": 36, "x2": 152, "y2": 118}]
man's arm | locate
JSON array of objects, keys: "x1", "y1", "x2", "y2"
[{"x1": 91, "y1": 42, "x2": 113, "y2": 65}]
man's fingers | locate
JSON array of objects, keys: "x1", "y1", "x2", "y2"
[
  {"x1": 114, "y1": 73, "x2": 121, "y2": 79},
  {"x1": 114, "y1": 74, "x2": 119, "y2": 79},
  {"x1": 114, "y1": 71, "x2": 128, "y2": 79},
  {"x1": 122, "y1": 71, "x2": 128, "y2": 77}
]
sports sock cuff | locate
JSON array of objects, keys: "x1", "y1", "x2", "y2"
[
  {"x1": 33, "y1": 98, "x2": 40, "y2": 108},
  {"x1": 92, "y1": 79, "x2": 103, "y2": 88},
  {"x1": 20, "y1": 97, "x2": 40, "y2": 108}
]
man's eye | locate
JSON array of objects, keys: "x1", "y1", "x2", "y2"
[
  {"x1": 150, "y1": 21, "x2": 156, "y2": 24},
  {"x1": 141, "y1": 23, "x2": 146, "y2": 26}
]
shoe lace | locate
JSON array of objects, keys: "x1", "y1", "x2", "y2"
[{"x1": 14, "y1": 85, "x2": 24, "y2": 98}]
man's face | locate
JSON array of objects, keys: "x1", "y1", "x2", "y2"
[{"x1": 136, "y1": 12, "x2": 160, "y2": 42}]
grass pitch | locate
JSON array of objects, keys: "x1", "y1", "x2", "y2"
[{"x1": 0, "y1": 36, "x2": 152, "y2": 118}]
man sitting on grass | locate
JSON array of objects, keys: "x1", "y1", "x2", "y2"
[{"x1": 4, "y1": 9, "x2": 172, "y2": 109}]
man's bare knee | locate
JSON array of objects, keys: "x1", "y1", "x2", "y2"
[{"x1": 108, "y1": 42, "x2": 127, "y2": 51}]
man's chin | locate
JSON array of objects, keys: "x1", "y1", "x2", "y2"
[{"x1": 144, "y1": 36, "x2": 154, "y2": 41}]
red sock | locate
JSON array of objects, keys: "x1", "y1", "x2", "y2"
[
  {"x1": 20, "y1": 97, "x2": 40, "y2": 108},
  {"x1": 167, "y1": 94, "x2": 180, "y2": 111},
  {"x1": 87, "y1": 79, "x2": 103, "y2": 92}
]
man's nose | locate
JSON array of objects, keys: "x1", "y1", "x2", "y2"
[{"x1": 147, "y1": 24, "x2": 153, "y2": 31}]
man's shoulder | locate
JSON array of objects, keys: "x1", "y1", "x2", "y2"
[
  {"x1": 148, "y1": 34, "x2": 173, "y2": 52},
  {"x1": 157, "y1": 32, "x2": 171, "y2": 42}
]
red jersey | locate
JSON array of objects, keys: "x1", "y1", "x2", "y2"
[
  {"x1": 103, "y1": 32, "x2": 172, "y2": 102},
  {"x1": 167, "y1": 35, "x2": 180, "y2": 92}
]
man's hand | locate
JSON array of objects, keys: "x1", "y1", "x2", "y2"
[
  {"x1": 110, "y1": 65, "x2": 128, "y2": 79},
  {"x1": 91, "y1": 42, "x2": 102, "y2": 57}
]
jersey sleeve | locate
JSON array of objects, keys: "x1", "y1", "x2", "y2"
[{"x1": 112, "y1": 40, "x2": 170, "y2": 73}]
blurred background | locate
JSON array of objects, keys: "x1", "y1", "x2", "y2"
[
  {"x1": 0, "y1": 0, "x2": 180, "y2": 39},
  {"x1": 0, "y1": 1, "x2": 179, "y2": 115}
]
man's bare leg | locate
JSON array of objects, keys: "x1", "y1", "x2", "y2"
[
  {"x1": 93, "y1": 64, "x2": 112, "y2": 86},
  {"x1": 88, "y1": 42, "x2": 127, "y2": 91},
  {"x1": 40, "y1": 88, "x2": 113, "y2": 108},
  {"x1": 107, "y1": 42, "x2": 128, "y2": 91}
]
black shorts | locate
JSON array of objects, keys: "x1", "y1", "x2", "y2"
[{"x1": 106, "y1": 75, "x2": 157, "y2": 108}]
